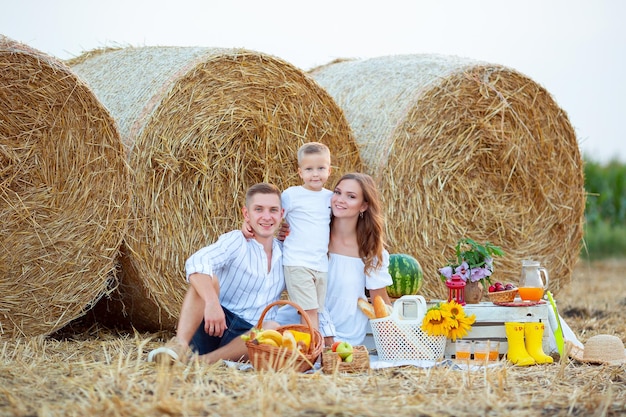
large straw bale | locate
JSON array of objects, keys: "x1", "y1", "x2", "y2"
[
  {"x1": 69, "y1": 47, "x2": 361, "y2": 331},
  {"x1": 310, "y1": 54, "x2": 585, "y2": 299},
  {"x1": 0, "y1": 36, "x2": 130, "y2": 337}
]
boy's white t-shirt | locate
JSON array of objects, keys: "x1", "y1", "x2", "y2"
[{"x1": 281, "y1": 185, "x2": 333, "y2": 272}]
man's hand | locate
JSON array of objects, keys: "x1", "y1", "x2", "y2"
[
  {"x1": 203, "y1": 302, "x2": 227, "y2": 337},
  {"x1": 187, "y1": 273, "x2": 225, "y2": 336}
]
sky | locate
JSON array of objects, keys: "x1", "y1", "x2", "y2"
[{"x1": 2, "y1": 0, "x2": 625, "y2": 163}]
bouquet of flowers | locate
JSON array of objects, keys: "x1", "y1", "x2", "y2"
[
  {"x1": 438, "y1": 237, "x2": 505, "y2": 289},
  {"x1": 421, "y1": 300, "x2": 476, "y2": 341}
]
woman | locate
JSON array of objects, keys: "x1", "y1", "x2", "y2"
[
  {"x1": 276, "y1": 172, "x2": 392, "y2": 346},
  {"x1": 319, "y1": 172, "x2": 392, "y2": 346}
]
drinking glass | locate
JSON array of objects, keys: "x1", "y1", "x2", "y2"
[
  {"x1": 474, "y1": 341, "x2": 489, "y2": 361},
  {"x1": 455, "y1": 340, "x2": 472, "y2": 360},
  {"x1": 488, "y1": 341, "x2": 500, "y2": 361}
]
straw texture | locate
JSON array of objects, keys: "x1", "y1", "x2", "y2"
[
  {"x1": 569, "y1": 335, "x2": 626, "y2": 366},
  {"x1": 0, "y1": 36, "x2": 130, "y2": 336},
  {"x1": 69, "y1": 47, "x2": 362, "y2": 331},
  {"x1": 3, "y1": 258, "x2": 626, "y2": 417},
  {"x1": 310, "y1": 54, "x2": 585, "y2": 299}
]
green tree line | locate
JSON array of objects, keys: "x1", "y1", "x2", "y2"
[{"x1": 582, "y1": 158, "x2": 626, "y2": 259}]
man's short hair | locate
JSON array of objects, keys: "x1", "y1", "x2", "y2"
[{"x1": 245, "y1": 183, "x2": 281, "y2": 207}]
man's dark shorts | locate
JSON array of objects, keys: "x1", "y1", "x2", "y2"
[{"x1": 190, "y1": 306, "x2": 254, "y2": 355}]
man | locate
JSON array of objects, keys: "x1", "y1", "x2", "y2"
[{"x1": 148, "y1": 183, "x2": 285, "y2": 364}]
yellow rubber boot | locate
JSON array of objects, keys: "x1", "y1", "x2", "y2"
[
  {"x1": 504, "y1": 322, "x2": 536, "y2": 366},
  {"x1": 524, "y1": 322, "x2": 553, "y2": 364}
]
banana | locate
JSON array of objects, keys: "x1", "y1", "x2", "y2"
[
  {"x1": 240, "y1": 327, "x2": 261, "y2": 342},
  {"x1": 258, "y1": 338, "x2": 279, "y2": 347},
  {"x1": 281, "y1": 330, "x2": 298, "y2": 351},
  {"x1": 256, "y1": 329, "x2": 283, "y2": 346}
]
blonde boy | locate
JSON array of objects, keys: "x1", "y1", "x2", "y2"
[{"x1": 282, "y1": 142, "x2": 333, "y2": 331}]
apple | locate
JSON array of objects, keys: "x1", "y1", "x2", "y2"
[
  {"x1": 331, "y1": 341, "x2": 342, "y2": 352},
  {"x1": 343, "y1": 353, "x2": 354, "y2": 363},
  {"x1": 335, "y1": 341, "x2": 353, "y2": 361}
]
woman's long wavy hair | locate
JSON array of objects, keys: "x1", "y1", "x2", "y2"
[{"x1": 330, "y1": 172, "x2": 386, "y2": 275}]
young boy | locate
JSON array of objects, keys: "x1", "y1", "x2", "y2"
[{"x1": 281, "y1": 142, "x2": 333, "y2": 331}]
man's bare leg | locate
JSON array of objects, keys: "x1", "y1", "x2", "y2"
[
  {"x1": 148, "y1": 279, "x2": 220, "y2": 363},
  {"x1": 199, "y1": 320, "x2": 281, "y2": 364},
  {"x1": 199, "y1": 336, "x2": 249, "y2": 364}
]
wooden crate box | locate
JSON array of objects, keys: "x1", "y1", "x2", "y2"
[{"x1": 440, "y1": 301, "x2": 552, "y2": 359}]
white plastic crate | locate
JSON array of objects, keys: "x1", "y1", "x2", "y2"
[{"x1": 370, "y1": 296, "x2": 446, "y2": 361}]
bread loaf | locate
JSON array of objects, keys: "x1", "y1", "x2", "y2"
[
  {"x1": 373, "y1": 295, "x2": 390, "y2": 318},
  {"x1": 357, "y1": 298, "x2": 376, "y2": 319}
]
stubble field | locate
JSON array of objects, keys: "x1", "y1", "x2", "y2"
[{"x1": 0, "y1": 258, "x2": 624, "y2": 417}]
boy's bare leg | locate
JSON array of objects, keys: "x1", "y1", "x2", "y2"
[{"x1": 303, "y1": 308, "x2": 319, "y2": 331}]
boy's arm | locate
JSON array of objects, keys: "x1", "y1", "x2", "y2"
[{"x1": 241, "y1": 219, "x2": 254, "y2": 239}]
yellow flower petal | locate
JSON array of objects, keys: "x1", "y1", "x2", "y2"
[{"x1": 422, "y1": 309, "x2": 451, "y2": 336}]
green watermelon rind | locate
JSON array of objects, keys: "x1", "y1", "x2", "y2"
[{"x1": 387, "y1": 253, "x2": 423, "y2": 298}]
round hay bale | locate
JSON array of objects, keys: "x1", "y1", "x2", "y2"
[
  {"x1": 310, "y1": 54, "x2": 585, "y2": 299},
  {"x1": 0, "y1": 36, "x2": 130, "y2": 337},
  {"x1": 69, "y1": 46, "x2": 362, "y2": 331}
]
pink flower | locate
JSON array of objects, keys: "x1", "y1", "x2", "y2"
[
  {"x1": 438, "y1": 266, "x2": 454, "y2": 279},
  {"x1": 455, "y1": 261, "x2": 470, "y2": 281}
]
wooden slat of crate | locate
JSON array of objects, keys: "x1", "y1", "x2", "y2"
[{"x1": 438, "y1": 301, "x2": 551, "y2": 358}]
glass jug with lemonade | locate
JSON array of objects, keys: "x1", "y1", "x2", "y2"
[{"x1": 519, "y1": 260, "x2": 549, "y2": 301}]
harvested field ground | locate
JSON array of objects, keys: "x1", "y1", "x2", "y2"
[{"x1": 1, "y1": 258, "x2": 624, "y2": 417}]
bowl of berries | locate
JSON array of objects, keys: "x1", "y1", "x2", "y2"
[{"x1": 487, "y1": 282, "x2": 518, "y2": 303}]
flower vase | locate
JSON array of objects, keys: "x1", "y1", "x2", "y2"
[{"x1": 464, "y1": 281, "x2": 484, "y2": 304}]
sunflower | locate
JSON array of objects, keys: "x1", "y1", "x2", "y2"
[
  {"x1": 421, "y1": 306, "x2": 451, "y2": 337},
  {"x1": 447, "y1": 313, "x2": 476, "y2": 341},
  {"x1": 422, "y1": 301, "x2": 476, "y2": 340},
  {"x1": 441, "y1": 300, "x2": 466, "y2": 319}
]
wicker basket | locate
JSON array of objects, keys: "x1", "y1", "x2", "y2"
[
  {"x1": 322, "y1": 345, "x2": 370, "y2": 374},
  {"x1": 246, "y1": 300, "x2": 323, "y2": 372},
  {"x1": 487, "y1": 288, "x2": 518, "y2": 303}
]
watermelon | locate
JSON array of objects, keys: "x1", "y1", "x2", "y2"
[{"x1": 386, "y1": 253, "x2": 423, "y2": 298}]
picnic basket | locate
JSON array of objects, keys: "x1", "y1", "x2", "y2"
[
  {"x1": 246, "y1": 300, "x2": 323, "y2": 372},
  {"x1": 370, "y1": 295, "x2": 446, "y2": 361},
  {"x1": 487, "y1": 288, "x2": 518, "y2": 303},
  {"x1": 322, "y1": 345, "x2": 370, "y2": 374}
]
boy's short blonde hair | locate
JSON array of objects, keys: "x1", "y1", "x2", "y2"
[{"x1": 297, "y1": 142, "x2": 331, "y2": 165}]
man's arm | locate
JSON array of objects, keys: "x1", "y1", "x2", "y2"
[{"x1": 188, "y1": 273, "x2": 226, "y2": 337}]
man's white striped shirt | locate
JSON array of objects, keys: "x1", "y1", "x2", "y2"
[{"x1": 185, "y1": 230, "x2": 285, "y2": 325}]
